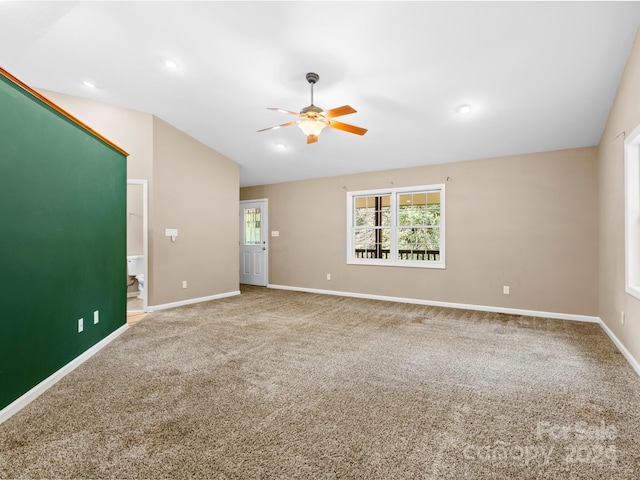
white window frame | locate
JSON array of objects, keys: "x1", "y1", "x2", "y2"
[
  {"x1": 346, "y1": 184, "x2": 445, "y2": 269},
  {"x1": 625, "y1": 123, "x2": 640, "y2": 300}
]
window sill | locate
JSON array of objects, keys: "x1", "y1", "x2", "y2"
[
  {"x1": 347, "y1": 259, "x2": 446, "y2": 269},
  {"x1": 626, "y1": 285, "x2": 640, "y2": 301}
]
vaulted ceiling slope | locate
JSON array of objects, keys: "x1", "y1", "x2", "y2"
[{"x1": 1, "y1": 1, "x2": 639, "y2": 186}]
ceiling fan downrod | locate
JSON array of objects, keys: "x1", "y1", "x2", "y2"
[{"x1": 306, "y1": 72, "x2": 319, "y2": 106}]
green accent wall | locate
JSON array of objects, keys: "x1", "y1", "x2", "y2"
[{"x1": 0, "y1": 74, "x2": 127, "y2": 410}]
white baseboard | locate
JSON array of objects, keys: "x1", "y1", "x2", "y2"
[
  {"x1": 147, "y1": 290, "x2": 241, "y2": 312},
  {"x1": 0, "y1": 323, "x2": 129, "y2": 425},
  {"x1": 597, "y1": 318, "x2": 640, "y2": 377},
  {"x1": 267, "y1": 284, "x2": 600, "y2": 323}
]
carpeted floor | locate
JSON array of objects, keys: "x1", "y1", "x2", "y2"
[{"x1": 1, "y1": 286, "x2": 639, "y2": 479}]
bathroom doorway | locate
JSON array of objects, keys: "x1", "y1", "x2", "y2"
[{"x1": 127, "y1": 179, "x2": 148, "y2": 313}]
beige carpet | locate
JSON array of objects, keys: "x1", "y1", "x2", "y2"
[{"x1": 1, "y1": 286, "x2": 639, "y2": 479}]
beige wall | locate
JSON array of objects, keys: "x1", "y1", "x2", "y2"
[
  {"x1": 39, "y1": 90, "x2": 154, "y2": 181},
  {"x1": 242, "y1": 146, "x2": 598, "y2": 316},
  {"x1": 39, "y1": 90, "x2": 239, "y2": 307},
  {"x1": 598, "y1": 27, "x2": 640, "y2": 363},
  {"x1": 151, "y1": 116, "x2": 239, "y2": 304}
]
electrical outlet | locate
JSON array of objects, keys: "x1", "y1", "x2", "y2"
[
  {"x1": 621, "y1": 311, "x2": 625, "y2": 325},
  {"x1": 182, "y1": 280, "x2": 188, "y2": 289},
  {"x1": 94, "y1": 310, "x2": 99, "y2": 324},
  {"x1": 78, "y1": 318, "x2": 83, "y2": 333},
  {"x1": 327, "y1": 273, "x2": 331, "y2": 281},
  {"x1": 503, "y1": 286, "x2": 510, "y2": 295}
]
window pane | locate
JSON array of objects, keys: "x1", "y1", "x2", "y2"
[
  {"x1": 354, "y1": 227, "x2": 390, "y2": 259},
  {"x1": 397, "y1": 227, "x2": 440, "y2": 261},
  {"x1": 355, "y1": 208, "x2": 375, "y2": 227},
  {"x1": 426, "y1": 191, "x2": 441, "y2": 226},
  {"x1": 244, "y1": 207, "x2": 261, "y2": 245},
  {"x1": 381, "y1": 228, "x2": 390, "y2": 249},
  {"x1": 354, "y1": 195, "x2": 391, "y2": 227},
  {"x1": 354, "y1": 228, "x2": 375, "y2": 249},
  {"x1": 398, "y1": 191, "x2": 440, "y2": 226}
]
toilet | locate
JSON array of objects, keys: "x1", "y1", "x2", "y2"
[{"x1": 127, "y1": 255, "x2": 145, "y2": 299}]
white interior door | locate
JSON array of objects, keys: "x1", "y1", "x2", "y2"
[{"x1": 240, "y1": 199, "x2": 268, "y2": 286}]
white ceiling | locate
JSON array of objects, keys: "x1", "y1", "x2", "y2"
[{"x1": 1, "y1": 1, "x2": 639, "y2": 187}]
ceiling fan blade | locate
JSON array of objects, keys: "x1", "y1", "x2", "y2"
[
  {"x1": 307, "y1": 134, "x2": 319, "y2": 144},
  {"x1": 268, "y1": 107, "x2": 301, "y2": 116},
  {"x1": 257, "y1": 120, "x2": 299, "y2": 132},
  {"x1": 328, "y1": 120, "x2": 368, "y2": 136},
  {"x1": 325, "y1": 105, "x2": 356, "y2": 118}
]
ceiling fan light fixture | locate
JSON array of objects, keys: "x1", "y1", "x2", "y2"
[
  {"x1": 298, "y1": 119, "x2": 326, "y2": 137},
  {"x1": 259, "y1": 72, "x2": 366, "y2": 143}
]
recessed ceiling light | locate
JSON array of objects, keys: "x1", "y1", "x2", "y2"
[
  {"x1": 275, "y1": 143, "x2": 287, "y2": 150},
  {"x1": 164, "y1": 59, "x2": 177, "y2": 69},
  {"x1": 456, "y1": 104, "x2": 473, "y2": 115},
  {"x1": 83, "y1": 80, "x2": 95, "y2": 88}
]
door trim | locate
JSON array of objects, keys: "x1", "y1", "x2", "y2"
[{"x1": 240, "y1": 198, "x2": 268, "y2": 286}]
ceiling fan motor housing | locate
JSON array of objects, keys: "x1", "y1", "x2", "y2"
[{"x1": 300, "y1": 104, "x2": 325, "y2": 118}]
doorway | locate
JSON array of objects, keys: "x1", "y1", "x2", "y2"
[
  {"x1": 127, "y1": 179, "x2": 148, "y2": 313},
  {"x1": 240, "y1": 199, "x2": 268, "y2": 286}
]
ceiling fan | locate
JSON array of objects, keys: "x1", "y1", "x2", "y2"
[{"x1": 258, "y1": 72, "x2": 367, "y2": 144}]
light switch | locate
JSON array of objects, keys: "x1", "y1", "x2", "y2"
[{"x1": 271, "y1": 231, "x2": 280, "y2": 237}]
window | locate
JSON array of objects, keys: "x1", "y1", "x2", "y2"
[
  {"x1": 347, "y1": 184, "x2": 445, "y2": 268},
  {"x1": 625, "y1": 124, "x2": 640, "y2": 300},
  {"x1": 244, "y1": 207, "x2": 262, "y2": 245}
]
